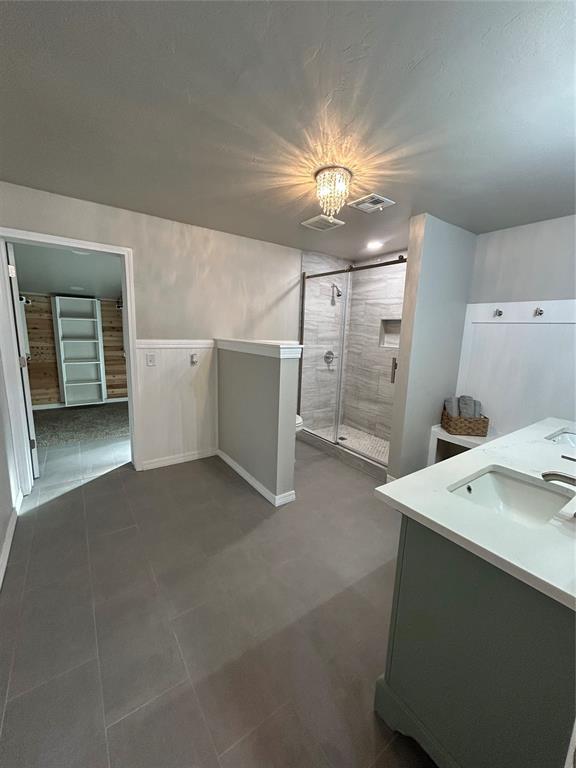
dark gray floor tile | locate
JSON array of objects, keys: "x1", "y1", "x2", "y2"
[
  {"x1": 0, "y1": 598, "x2": 21, "y2": 711},
  {"x1": 107, "y1": 682, "x2": 219, "y2": 768},
  {"x1": 172, "y1": 598, "x2": 254, "y2": 685},
  {"x1": 83, "y1": 473, "x2": 126, "y2": 501},
  {"x1": 154, "y1": 552, "x2": 218, "y2": 619},
  {"x1": 0, "y1": 557, "x2": 28, "y2": 606},
  {"x1": 0, "y1": 661, "x2": 107, "y2": 768},
  {"x1": 372, "y1": 735, "x2": 437, "y2": 768},
  {"x1": 6, "y1": 511, "x2": 36, "y2": 566},
  {"x1": 232, "y1": 575, "x2": 306, "y2": 640},
  {"x1": 34, "y1": 489, "x2": 84, "y2": 531},
  {"x1": 25, "y1": 523, "x2": 89, "y2": 592},
  {"x1": 90, "y1": 526, "x2": 152, "y2": 603},
  {"x1": 9, "y1": 581, "x2": 95, "y2": 698},
  {"x1": 25, "y1": 497, "x2": 89, "y2": 591},
  {"x1": 85, "y1": 490, "x2": 134, "y2": 538},
  {"x1": 95, "y1": 580, "x2": 186, "y2": 725},
  {"x1": 274, "y1": 553, "x2": 349, "y2": 608},
  {"x1": 219, "y1": 702, "x2": 330, "y2": 768},
  {"x1": 195, "y1": 646, "x2": 288, "y2": 755}
]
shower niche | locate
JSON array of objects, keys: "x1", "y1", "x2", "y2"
[
  {"x1": 299, "y1": 254, "x2": 407, "y2": 467},
  {"x1": 379, "y1": 319, "x2": 401, "y2": 349}
]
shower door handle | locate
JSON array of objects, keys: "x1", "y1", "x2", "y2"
[{"x1": 390, "y1": 357, "x2": 398, "y2": 384}]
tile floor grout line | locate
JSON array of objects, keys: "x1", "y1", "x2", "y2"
[
  {"x1": 171, "y1": 624, "x2": 223, "y2": 768},
  {"x1": 368, "y1": 731, "x2": 400, "y2": 768},
  {"x1": 96, "y1": 518, "x2": 198, "y2": 740},
  {"x1": 104, "y1": 679, "x2": 188, "y2": 732},
  {"x1": 89, "y1": 523, "x2": 138, "y2": 541},
  {"x1": 5, "y1": 657, "x2": 98, "y2": 705},
  {"x1": 83, "y1": 485, "x2": 112, "y2": 768},
  {"x1": 145, "y1": 538, "x2": 224, "y2": 768},
  {"x1": 216, "y1": 700, "x2": 292, "y2": 759}
]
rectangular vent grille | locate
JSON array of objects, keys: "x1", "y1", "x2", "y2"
[
  {"x1": 300, "y1": 214, "x2": 345, "y2": 231},
  {"x1": 348, "y1": 193, "x2": 396, "y2": 213}
]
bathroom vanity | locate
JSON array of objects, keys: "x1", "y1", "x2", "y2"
[{"x1": 374, "y1": 418, "x2": 576, "y2": 768}]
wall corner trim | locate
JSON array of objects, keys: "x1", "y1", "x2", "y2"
[
  {"x1": 136, "y1": 339, "x2": 215, "y2": 349},
  {"x1": 217, "y1": 449, "x2": 296, "y2": 506},
  {"x1": 0, "y1": 506, "x2": 18, "y2": 593},
  {"x1": 216, "y1": 339, "x2": 303, "y2": 359}
]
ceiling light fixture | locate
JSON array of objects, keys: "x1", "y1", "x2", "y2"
[
  {"x1": 366, "y1": 240, "x2": 383, "y2": 251},
  {"x1": 314, "y1": 165, "x2": 352, "y2": 220}
]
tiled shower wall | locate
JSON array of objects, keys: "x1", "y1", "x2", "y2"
[
  {"x1": 300, "y1": 251, "x2": 407, "y2": 442},
  {"x1": 300, "y1": 252, "x2": 348, "y2": 432},
  {"x1": 341, "y1": 256, "x2": 407, "y2": 440}
]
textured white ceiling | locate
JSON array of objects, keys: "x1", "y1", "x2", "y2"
[
  {"x1": 0, "y1": 2, "x2": 573, "y2": 259},
  {"x1": 13, "y1": 243, "x2": 122, "y2": 298}
]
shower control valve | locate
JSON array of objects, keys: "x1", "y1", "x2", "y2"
[{"x1": 324, "y1": 350, "x2": 337, "y2": 366}]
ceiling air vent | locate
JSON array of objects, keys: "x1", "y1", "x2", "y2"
[
  {"x1": 347, "y1": 193, "x2": 396, "y2": 213},
  {"x1": 300, "y1": 214, "x2": 345, "y2": 231}
]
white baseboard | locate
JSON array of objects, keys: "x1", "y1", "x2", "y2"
[
  {"x1": 217, "y1": 449, "x2": 295, "y2": 507},
  {"x1": 14, "y1": 489, "x2": 23, "y2": 513},
  {"x1": 0, "y1": 507, "x2": 18, "y2": 593},
  {"x1": 140, "y1": 447, "x2": 217, "y2": 471},
  {"x1": 386, "y1": 474, "x2": 397, "y2": 483}
]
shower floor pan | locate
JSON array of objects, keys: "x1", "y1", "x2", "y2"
[{"x1": 313, "y1": 424, "x2": 390, "y2": 465}]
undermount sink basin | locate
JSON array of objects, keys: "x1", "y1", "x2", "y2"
[
  {"x1": 546, "y1": 429, "x2": 576, "y2": 448},
  {"x1": 449, "y1": 465, "x2": 575, "y2": 527}
]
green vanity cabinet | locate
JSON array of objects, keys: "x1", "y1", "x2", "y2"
[{"x1": 375, "y1": 517, "x2": 575, "y2": 768}]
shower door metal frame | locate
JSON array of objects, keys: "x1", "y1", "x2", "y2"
[{"x1": 298, "y1": 254, "x2": 406, "y2": 463}]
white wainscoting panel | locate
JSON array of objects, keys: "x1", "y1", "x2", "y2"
[
  {"x1": 456, "y1": 301, "x2": 576, "y2": 436},
  {"x1": 134, "y1": 340, "x2": 217, "y2": 470}
]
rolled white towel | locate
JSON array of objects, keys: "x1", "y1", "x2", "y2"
[{"x1": 444, "y1": 396, "x2": 458, "y2": 417}]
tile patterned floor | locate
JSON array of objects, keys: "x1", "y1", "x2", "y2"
[
  {"x1": 314, "y1": 424, "x2": 390, "y2": 465},
  {"x1": 34, "y1": 403, "x2": 130, "y2": 447},
  {"x1": 0, "y1": 441, "x2": 436, "y2": 768}
]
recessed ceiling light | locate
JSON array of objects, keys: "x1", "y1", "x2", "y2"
[{"x1": 366, "y1": 240, "x2": 383, "y2": 251}]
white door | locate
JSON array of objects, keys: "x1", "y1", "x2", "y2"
[{"x1": 6, "y1": 244, "x2": 40, "y2": 478}]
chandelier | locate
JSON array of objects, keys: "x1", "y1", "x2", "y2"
[{"x1": 314, "y1": 165, "x2": 353, "y2": 219}]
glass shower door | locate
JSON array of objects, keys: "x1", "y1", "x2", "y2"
[
  {"x1": 300, "y1": 272, "x2": 348, "y2": 443},
  {"x1": 336, "y1": 262, "x2": 405, "y2": 465}
]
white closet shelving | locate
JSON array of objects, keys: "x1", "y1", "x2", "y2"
[{"x1": 52, "y1": 296, "x2": 107, "y2": 406}]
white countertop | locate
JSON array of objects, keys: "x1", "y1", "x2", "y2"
[{"x1": 376, "y1": 418, "x2": 576, "y2": 609}]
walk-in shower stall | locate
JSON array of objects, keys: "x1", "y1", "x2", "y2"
[{"x1": 298, "y1": 252, "x2": 407, "y2": 467}]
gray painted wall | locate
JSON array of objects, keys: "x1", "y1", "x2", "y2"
[
  {"x1": 389, "y1": 214, "x2": 476, "y2": 478},
  {"x1": 0, "y1": 182, "x2": 302, "y2": 340},
  {"x1": 470, "y1": 215, "x2": 575, "y2": 303},
  {"x1": 218, "y1": 349, "x2": 298, "y2": 498}
]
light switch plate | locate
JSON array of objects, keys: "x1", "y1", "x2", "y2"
[{"x1": 145, "y1": 352, "x2": 156, "y2": 367}]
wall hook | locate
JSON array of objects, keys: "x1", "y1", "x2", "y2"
[
  {"x1": 534, "y1": 307, "x2": 544, "y2": 317},
  {"x1": 494, "y1": 308, "x2": 503, "y2": 317}
]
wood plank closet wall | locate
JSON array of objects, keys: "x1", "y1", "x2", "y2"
[{"x1": 24, "y1": 294, "x2": 127, "y2": 405}]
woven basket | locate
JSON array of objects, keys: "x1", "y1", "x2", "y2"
[{"x1": 441, "y1": 408, "x2": 489, "y2": 437}]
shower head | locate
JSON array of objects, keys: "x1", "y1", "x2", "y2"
[{"x1": 332, "y1": 283, "x2": 342, "y2": 298}]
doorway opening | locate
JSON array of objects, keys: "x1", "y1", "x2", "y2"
[{"x1": 0, "y1": 229, "x2": 137, "y2": 507}]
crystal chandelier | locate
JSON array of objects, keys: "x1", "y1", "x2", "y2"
[{"x1": 314, "y1": 165, "x2": 353, "y2": 219}]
